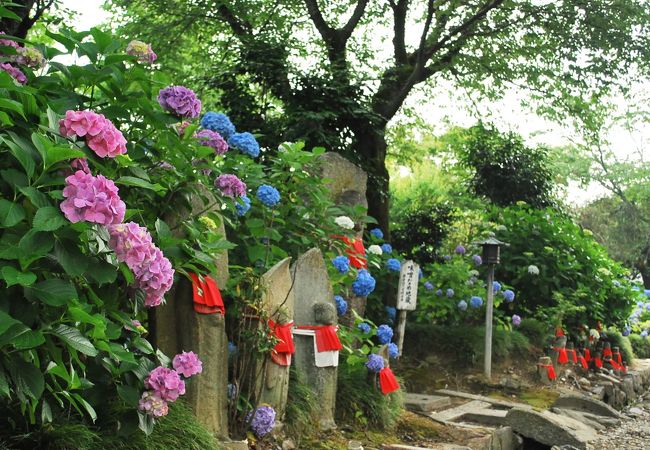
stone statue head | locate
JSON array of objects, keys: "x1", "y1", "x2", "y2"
[{"x1": 313, "y1": 302, "x2": 336, "y2": 325}]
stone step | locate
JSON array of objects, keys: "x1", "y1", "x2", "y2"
[
  {"x1": 460, "y1": 408, "x2": 508, "y2": 426},
  {"x1": 506, "y1": 407, "x2": 598, "y2": 449},
  {"x1": 430, "y1": 400, "x2": 491, "y2": 422},
  {"x1": 434, "y1": 388, "x2": 527, "y2": 409},
  {"x1": 404, "y1": 393, "x2": 451, "y2": 412},
  {"x1": 381, "y1": 444, "x2": 471, "y2": 450}
]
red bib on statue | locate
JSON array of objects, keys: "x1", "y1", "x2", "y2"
[
  {"x1": 190, "y1": 273, "x2": 225, "y2": 315},
  {"x1": 379, "y1": 367, "x2": 400, "y2": 395}
]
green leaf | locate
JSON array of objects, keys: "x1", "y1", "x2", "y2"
[
  {"x1": 0, "y1": 366, "x2": 9, "y2": 397},
  {"x1": 115, "y1": 176, "x2": 165, "y2": 193},
  {"x1": 90, "y1": 27, "x2": 112, "y2": 52},
  {"x1": 54, "y1": 241, "x2": 87, "y2": 276},
  {"x1": 74, "y1": 394, "x2": 97, "y2": 422},
  {"x1": 117, "y1": 385, "x2": 140, "y2": 407},
  {"x1": 0, "y1": 199, "x2": 25, "y2": 227},
  {"x1": 41, "y1": 399, "x2": 53, "y2": 423},
  {"x1": 0, "y1": 310, "x2": 22, "y2": 336},
  {"x1": 132, "y1": 337, "x2": 154, "y2": 355},
  {"x1": 10, "y1": 356, "x2": 44, "y2": 400},
  {"x1": 19, "y1": 187, "x2": 51, "y2": 208},
  {"x1": 26, "y1": 279, "x2": 77, "y2": 307},
  {"x1": 32, "y1": 207, "x2": 67, "y2": 232},
  {"x1": 1, "y1": 266, "x2": 36, "y2": 287},
  {"x1": 0, "y1": 7, "x2": 21, "y2": 20},
  {"x1": 44, "y1": 146, "x2": 86, "y2": 169},
  {"x1": 12, "y1": 330, "x2": 45, "y2": 350},
  {"x1": 0, "y1": 98, "x2": 25, "y2": 118},
  {"x1": 155, "y1": 218, "x2": 172, "y2": 240},
  {"x1": 0, "y1": 135, "x2": 34, "y2": 179},
  {"x1": 138, "y1": 411, "x2": 155, "y2": 435},
  {"x1": 19, "y1": 230, "x2": 54, "y2": 266},
  {"x1": 50, "y1": 324, "x2": 98, "y2": 357}
]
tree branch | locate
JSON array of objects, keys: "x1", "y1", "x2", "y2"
[
  {"x1": 389, "y1": 0, "x2": 409, "y2": 64},
  {"x1": 304, "y1": 0, "x2": 336, "y2": 42},
  {"x1": 340, "y1": 0, "x2": 370, "y2": 41}
]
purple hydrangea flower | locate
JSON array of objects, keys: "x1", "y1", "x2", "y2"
[
  {"x1": 332, "y1": 255, "x2": 350, "y2": 273},
  {"x1": 144, "y1": 366, "x2": 185, "y2": 402},
  {"x1": 352, "y1": 269, "x2": 376, "y2": 297},
  {"x1": 60, "y1": 170, "x2": 126, "y2": 225},
  {"x1": 381, "y1": 243, "x2": 392, "y2": 254},
  {"x1": 377, "y1": 324, "x2": 393, "y2": 344},
  {"x1": 470, "y1": 296, "x2": 483, "y2": 308},
  {"x1": 436, "y1": 289, "x2": 443, "y2": 296},
  {"x1": 172, "y1": 351, "x2": 203, "y2": 378},
  {"x1": 642, "y1": 330, "x2": 648, "y2": 338},
  {"x1": 358, "y1": 322, "x2": 371, "y2": 334},
  {"x1": 0, "y1": 62, "x2": 26, "y2": 84},
  {"x1": 446, "y1": 288, "x2": 454, "y2": 298},
  {"x1": 443, "y1": 255, "x2": 452, "y2": 261},
  {"x1": 158, "y1": 86, "x2": 201, "y2": 118},
  {"x1": 228, "y1": 132, "x2": 260, "y2": 157},
  {"x1": 0, "y1": 32, "x2": 20, "y2": 49},
  {"x1": 503, "y1": 289, "x2": 515, "y2": 302},
  {"x1": 457, "y1": 300, "x2": 468, "y2": 311},
  {"x1": 139, "y1": 391, "x2": 168, "y2": 417},
  {"x1": 512, "y1": 314, "x2": 522, "y2": 327},
  {"x1": 200, "y1": 112, "x2": 235, "y2": 139},
  {"x1": 388, "y1": 342, "x2": 399, "y2": 358},
  {"x1": 370, "y1": 228, "x2": 383, "y2": 239},
  {"x1": 365, "y1": 354, "x2": 385, "y2": 373},
  {"x1": 472, "y1": 254, "x2": 483, "y2": 265},
  {"x1": 215, "y1": 174, "x2": 247, "y2": 198},
  {"x1": 386, "y1": 258, "x2": 401, "y2": 272},
  {"x1": 335, "y1": 295, "x2": 348, "y2": 316},
  {"x1": 424, "y1": 281, "x2": 434, "y2": 291},
  {"x1": 256, "y1": 185, "x2": 280, "y2": 207},
  {"x1": 195, "y1": 129, "x2": 228, "y2": 154},
  {"x1": 236, "y1": 195, "x2": 251, "y2": 216},
  {"x1": 247, "y1": 405, "x2": 276, "y2": 438},
  {"x1": 455, "y1": 245, "x2": 466, "y2": 255}
]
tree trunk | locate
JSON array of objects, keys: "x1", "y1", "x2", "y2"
[
  {"x1": 1, "y1": 0, "x2": 49, "y2": 39},
  {"x1": 353, "y1": 125, "x2": 391, "y2": 238},
  {"x1": 641, "y1": 268, "x2": 650, "y2": 289}
]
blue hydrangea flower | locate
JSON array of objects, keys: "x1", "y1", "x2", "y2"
[
  {"x1": 642, "y1": 330, "x2": 648, "y2": 338},
  {"x1": 247, "y1": 405, "x2": 276, "y2": 438},
  {"x1": 381, "y1": 243, "x2": 392, "y2": 254},
  {"x1": 443, "y1": 255, "x2": 452, "y2": 261},
  {"x1": 386, "y1": 258, "x2": 401, "y2": 272},
  {"x1": 388, "y1": 343, "x2": 399, "y2": 358},
  {"x1": 645, "y1": 289, "x2": 650, "y2": 296},
  {"x1": 455, "y1": 245, "x2": 466, "y2": 255},
  {"x1": 472, "y1": 254, "x2": 483, "y2": 265},
  {"x1": 228, "y1": 341, "x2": 237, "y2": 356},
  {"x1": 227, "y1": 383, "x2": 238, "y2": 401},
  {"x1": 493, "y1": 281, "x2": 502, "y2": 293},
  {"x1": 436, "y1": 288, "x2": 443, "y2": 296},
  {"x1": 503, "y1": 289, "x2": 515, "y2": 302},
  {"x1": 418, "y1": 268, "x2": 424, "y2": 279},
  {"x1": 332, "y1": 255, "x2": 350, "y2": 273},
  {"x1": 335, "y1": 295, "x2": 348, "y2": 316},
  {"x1": 352, "y1": 269, "x2": 376, "y2": 297},
  {"x1": 358, "y1": 322, "x2": 371, "y2": 334},
  {"x1": 645, "y1": 303, "x2": 650, "y2": 311},
  {"x1": 385, "y1": 306, "x2": 396, "y2": 321},
  {"x1": 365, "y1": 353, "x2": 384, "y2": 373},
  {"x1": 200, "y1": 112, "x2": 236, "y2": 139},
  {"x1": 235, "y1": 195, "x2": 251, "y2": 216},
  {"x1": 470, "y1": 296, "x2": 483, "y2": 308},
  {"x1": 446, "y1": 288, "x2": 454, "y2": 298},
  {"x1": 622, "y1": 326, "x2": 631, "y2": 336},
  {"x1": 457, "y1": 300, "x2": 468, "y2": 311},
  {"x1": 370, "y1": 228, "x2": 383, "y2": 239},
  {"x1": 612, "y1": 280, "x2": 621, "y2": 287},
  {"x1": 424, "y1": 281, "x2": 434, "y2": 291},
  {"x1": 632, "y1": 286, "x2": 640, "y2": 291},
  {"x1": 637, "y1": 301, "x2": 645, "y2": 308},
  {"x1": 228, "y1": 132, "x2": 260, "y2": 157},
  {"x1": 256, "y1": 184, "x2": 280, "y2": 207},
  {"x1": 377, "y1": 324, "x2": 394, "y2": 344}
]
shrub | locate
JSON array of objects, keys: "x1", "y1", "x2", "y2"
[
  {"x1": 517, "y1": 318, "x2": 549, "y2": 348},
  {"x1": 606, "y1": 328, "x2": 635, "y2": 364},
  {"x1": 629, "y1": 334, "x2": 650, "y2": 359}
]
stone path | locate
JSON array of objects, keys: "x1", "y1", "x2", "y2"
[{"x1": 587, "y1": 395, "x2": 650, "y2": 450}]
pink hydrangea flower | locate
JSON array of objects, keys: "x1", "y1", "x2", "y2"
[
  {"x1": 195, "y1": 129, "x2": 228, "y2": 155},
  {"x1": 59, "y1": 110, "x2": 127, "y2": 158},
  {"x1": 126, "y1": 40, "x2": 157, "y2": 64},
  {"x1": 176, "y1": 121, "x2": 191, "y2": 137},
  {"x1": 144, "y1": 366, "x2": 185, "y2": 402},
  {"x1": 70, "y1": 158, "x2": 90, "y2": 173},
  {"x1": 107, "y1": 222, "x2": 175, "y2": 307},
  {"x1": 0, "y1": 63, "x2": 26, "y2": 84},
  {"x1": 0, "y1": 32, "x2": 20, "y2": 49},
  {"x1": 60, "y1": 170, "x2": 126, "y2": 225},
  {"x1": 15, "y1": 46, "x2": 44, "y2": 68},
  {"x1": 172, "y1": 351, "x2": 203, "y2": 378},
  {"x1": 215, "y1": 174, "x2": 246, "y2": 198},
  {"x1": 139, "y1": 390, "x2": 169, "y2": 417}
]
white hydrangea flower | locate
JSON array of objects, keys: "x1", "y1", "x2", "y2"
[
  {"x1": 527, "y1": 264, "x2": 540, "y2": 275},
  {"x1": 589, "y1": 329, "x2": 600, "y2": 340},
  {"x1": 368, "y1": 244, "x2": 383, "y2": 255},
  {"x1": 334, "y1": 215, "x2": 354, "y2": 230}
]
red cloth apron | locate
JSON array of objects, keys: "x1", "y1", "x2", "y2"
[
  {"x1": 190, "y1": 273, "x2": 225, "y2": 315},
  {"x1": 555, "y1": 347, "x2": 569, "y2": 364},
  {"x1": 295, "y1": 325, "x2": 342, "y2": 352},
  {"x1": 269, "y1": 319, "x2": 295, "y2": 366},
  {"x1": 594, "y1": 357, "x2": 603, "y2": 368},
  {"x1": 578, "y1": 356, "x2": 588, "y2": 369},
  {"x1": 539, "y1": 363, "x2": 556, "y2": 380},
  {"x1": 603, "y1": 348, "x2": 613, "y2": 359},
  {"x1": 584, "y1": 349, "x2": 591, "y2": 362},
  {"x1": 379, "y1": 367, "x2": 400, "y2": 395},
  {"x1": 568, "y1": 349, "x2": 578, "y2": 364}
]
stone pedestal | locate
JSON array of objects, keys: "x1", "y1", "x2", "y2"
[
  {"x1": 257, "y1": 258, "x2": 294, "y2": 419},
  {"x1": 291, "y1": 248, "x2": 338, "y2": 430}
]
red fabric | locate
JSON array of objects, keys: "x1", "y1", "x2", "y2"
[
  {"x1": 603, "y1": 348, "x2": 613, "y2": 358},
  {"x1": 539, "y1": 364, "x2": 556, "y2": 380},
  {"x1": 594, "y1": 357, "x2": 603, "y2": 368},
  {"x1": 335, "y1": 235, "x2": 367, "y2": 269},
  {"x1": 555, "y1": 347, "x2": 569, "y2": 364},
  {"x1": 190, "y1": 273, "x2": 225, "y2": 315},
  {"x1": 569, "y1": 349, "x2": 578, "y2": 364},
  {"x1": 269, "y1": 320, "x2": 295, "y2": 354},
  {"x1": 584, "y1": 349, "x2": 592, "y2": 362},
  {"x1": 555, "y1": 327, "x2": 565, "y2": 337},
  {"x1": 379, "y1": 367, "x2": 400, "y2": 395},
  {"x1": 578, "y1": 356, "x2": 588, "y2": 369},
  {"x1": 608, "y1": 359, "x2": 621, "y2": 370},
  {"x1": 296, "y1": 325, "x2": 342, "y2": 352},
  {"x1": 614, "y1": 352, "x2": 622, "y2": 365}
]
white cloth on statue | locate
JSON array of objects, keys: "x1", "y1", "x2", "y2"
[{"x1": 292, "y1": 328, "x2": 339, "y2": 367}]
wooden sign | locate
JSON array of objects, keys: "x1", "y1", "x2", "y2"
[{"x1": 396, "y1": 260, "x2": 419, "y2": 311}]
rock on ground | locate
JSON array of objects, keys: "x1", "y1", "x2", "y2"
[{"x1": 587, "y1": 397, "x2": 650, "y2": 450}]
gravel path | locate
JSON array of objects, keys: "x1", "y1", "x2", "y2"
[{"x1": 587, "y1": 394, "x2": 650, "y2": 450}]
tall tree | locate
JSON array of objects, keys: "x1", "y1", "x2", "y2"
[
  {"x1": 1, "y1": 0, "x2": 55, "y2": 38},
  {"x1": 109, "y1": 0, "x2": 650, "y2": 233}
]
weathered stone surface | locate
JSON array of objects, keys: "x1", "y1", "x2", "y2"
[
  {"x1": 222, "y1": 440, "x2": 249, "y2": 450},
  {"x1": 153, "y1": 189, "x2": 229, "y2": 437},
  {"x1": 551, "y1": 408, "x2": 605, "y2": 431},
  {"x1": 257, "y1": 258, "x2": 294, "y2": 418},
  {"x1": 317, "y1": 152, "x2": 368, "y2": 209},
  {"x1": 291, "y1": 248, "x2": 337, "y2": 430},
  {"x1": 382, "y1": 445, "x2": 472, "y2": 450},
  {"x1": 489, "y1": 426, "x2": 522, "y2": 450},
  {"x1": 538, "y1": 356, "x2": 554, "y2": 385},
  {"x1": 552, "y1": 393, "x2": 621, "y2": 418},
  {"x1": 404, "y1": 393, "x2": 451, "y2": 412},
  {"x1": 620, "y1": 377, "x2": 636, "y2": 402},
  {"x1": 462, "y1": 408, "x2": 508, "y2": 427},
  {"x1": 505, "y1": 407, "x2": 597, "y2": 450}
]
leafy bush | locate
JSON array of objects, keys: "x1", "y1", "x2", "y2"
[
  {"x1": 606, "y1": 328, "x2": 635, "y2": 365},
  {"x1": 629, "y1": 334, "x2": 650, "y2": 359},
  {"x1": 517, "y1": 318, "x2": 549, "y2": 348}
]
